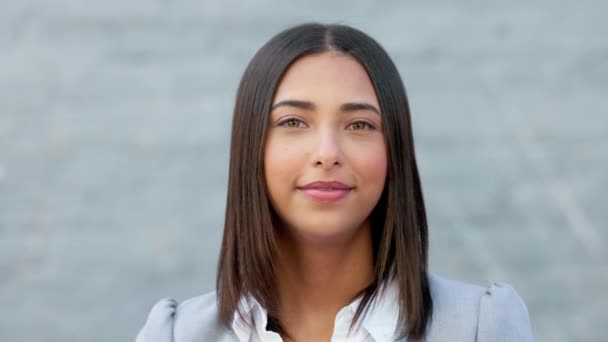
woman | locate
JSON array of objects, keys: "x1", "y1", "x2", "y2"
[{"x1": 135, "y1": 23, "x2": 533, "y2": 342}]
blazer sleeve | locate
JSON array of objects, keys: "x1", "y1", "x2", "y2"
[
  {"x1": 135, "y1": 298, "x2": 177, "y2": 342},
  {"x1": 476, "y1": 282, "x2": 534, "y2": 342}
]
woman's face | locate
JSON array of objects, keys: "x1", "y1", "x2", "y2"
[{"x1": 264, "y1": 51, "x2": 387, "y2": 244}]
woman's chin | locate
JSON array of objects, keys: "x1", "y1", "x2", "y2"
[{"x1": 285, "y1": 222, "x2": 366, "y2": 246}]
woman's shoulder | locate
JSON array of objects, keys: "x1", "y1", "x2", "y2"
[
  {"x1": 134, "y1": 274, "x2": 533, "y2": 342},
  {"x1": 134, "y1": 290, "x2": 237, "y2": 342},
  {"x1": 426, "y1": 272, "x2": 534, "y2": 341}
]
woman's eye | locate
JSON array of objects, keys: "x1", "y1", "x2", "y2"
[
  {"x1": 278, "y1": 118, "x2": 305, "y2": 128},
  {"x1": 348, "y1": 121, "x2": 375, "y2": 130}
]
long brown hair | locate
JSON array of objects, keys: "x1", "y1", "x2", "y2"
[{"x1": 216, "y1": 22, "x2": 432, "y2": 341}]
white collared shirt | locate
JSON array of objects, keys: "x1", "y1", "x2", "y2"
[{"x1": 231, "y1": 278, "x2": 400, "y2": 342}]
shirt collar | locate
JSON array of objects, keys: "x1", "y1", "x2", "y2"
[
  {"x1": 359, "y1": 277, "x2": 401, "y2": 341},
  {"x1": 231, "y1": 292, "x2": 268, "y2": 342},
  {"x1": 230, "y1": 277, "x2": 401, "y2": 341}
]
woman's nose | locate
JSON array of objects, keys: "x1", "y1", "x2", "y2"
[{"x1": 313, "y1": 128, "x2": 343, "y2": 170}]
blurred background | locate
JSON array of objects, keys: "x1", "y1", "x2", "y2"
[{"x1": 1, "y1": 0, "x2": 606, "y2": 341}]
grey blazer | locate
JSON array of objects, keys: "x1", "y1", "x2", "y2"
[{"x1": 135, "y1": 272, "x2": 534, "y2": 341}]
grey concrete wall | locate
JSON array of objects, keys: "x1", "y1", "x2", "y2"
[{"x1": 1, "y1": 1, "x2": 606, "y2": 341}]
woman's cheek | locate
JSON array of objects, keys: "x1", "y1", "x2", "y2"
[
  {"x1": 265, "y1": 138, "x2": 302, "y2": 188},
  {"x1": 368, "y1": 148, "x2": 388, "y2": 182},
  {"x1": 349, "y1": 141, "x2": 387, "y2": 184}
]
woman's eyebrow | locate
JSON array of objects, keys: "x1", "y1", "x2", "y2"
[
  {"x1": 271, "y1": 99, "x2": 380, "y2": 116},
  {"x1": 271, "y1": 100, "x2": 315, "y2": 111},
  {"x1": 340, "y1": 102, "x2": 380, "y2": 116}
]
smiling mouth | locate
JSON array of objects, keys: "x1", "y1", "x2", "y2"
[{"x1": 297, "y1": 188, "x2": 353, "y2": 202}]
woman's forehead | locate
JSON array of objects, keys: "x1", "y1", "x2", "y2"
[{"x1": 272, "y1": 51, "x2": 379, "y2": 107}]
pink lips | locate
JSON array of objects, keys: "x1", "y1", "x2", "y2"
[{"x1": 298, "y1": 181, "x2": 354, "y2": 202}]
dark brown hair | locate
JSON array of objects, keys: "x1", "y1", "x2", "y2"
[{"x1": 216, "y1": 22, "x2": 432, "y2": 341}]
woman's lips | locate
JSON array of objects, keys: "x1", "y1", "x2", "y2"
[{"x1": 298, "y1": 188, "x2": 352, "y2": 202}]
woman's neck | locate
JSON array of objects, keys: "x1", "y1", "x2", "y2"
[{"x1": 274, "y1": 220, "x2": 375, "y2": 340}]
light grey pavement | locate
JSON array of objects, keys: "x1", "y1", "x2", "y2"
[{"x1": 1, "y1": 1, "x2": 606, "y2": 341}]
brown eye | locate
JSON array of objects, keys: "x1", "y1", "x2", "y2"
[
  {"x1": 278, "y1": 118, "x2": 305, "y2": 128},
  {"x1": 348, "y1": 121, "x2": 375, "y2": 130}
]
